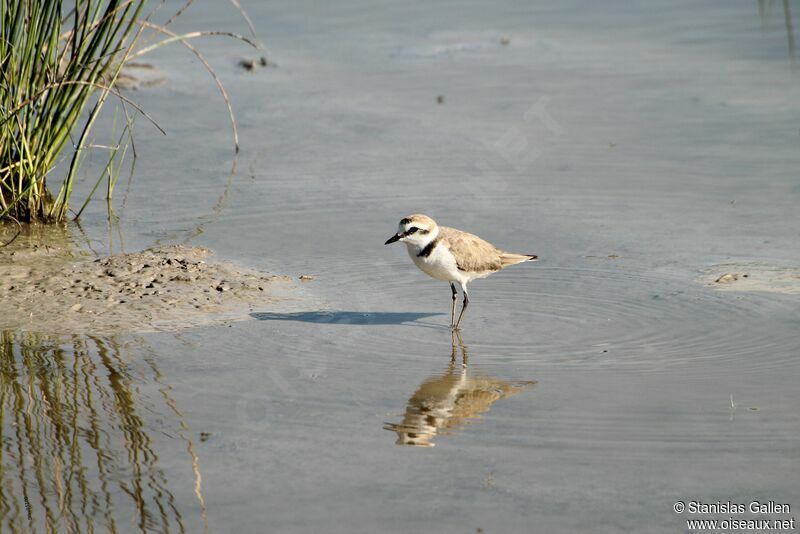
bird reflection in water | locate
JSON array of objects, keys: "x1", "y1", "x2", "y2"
[{"x1": 384, "y1": 332, "x2": 535, "y2": 447}]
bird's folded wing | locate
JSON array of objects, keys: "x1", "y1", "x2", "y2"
[{"x1": 439, "y1": 226, "x2": 502, "y2": 272}]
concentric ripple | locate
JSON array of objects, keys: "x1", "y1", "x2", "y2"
[{"x1": 254, "y1": 259, "x2": 800, "y2": 376}]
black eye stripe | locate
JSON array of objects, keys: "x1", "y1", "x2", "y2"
[
  {"x1": 401, "y1": 226, "x2": 430, "y2": 237},
  {"x1": 402, "y1": 226, "x2": 430, "y2": 236}
]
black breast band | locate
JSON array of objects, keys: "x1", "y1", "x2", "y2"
[{"x1": 417, "y1": 238, "x2": 439, "y2": 258}]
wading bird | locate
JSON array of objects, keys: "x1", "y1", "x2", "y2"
[{"x1": 385, "y1": 214, "x2": 538, "y2": 329}]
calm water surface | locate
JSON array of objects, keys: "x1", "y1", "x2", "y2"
[{"x1": 3, "y1": 1, "x2": 799, "y2": 532}]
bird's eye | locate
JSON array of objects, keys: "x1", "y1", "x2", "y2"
[{"x1": 407, "y1": 227, "x2": 419, "y2": 234}]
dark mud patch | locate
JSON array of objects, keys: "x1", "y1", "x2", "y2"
[
  {"x1": 1, "y1": 243, "x2": 290, "y2": 334},
  {"x1": 114, "y1": 62, "x2": 167, "y2": 91},
  {"x1": 238, "y1": 56, "x2": 271, "y2": 71}
]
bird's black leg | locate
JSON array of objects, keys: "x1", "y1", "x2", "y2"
[
  {"x1": 454, "y1": 286, "x2": 469, "y2": 330},
  {"x1": 450, "y1": 283, "x2": 458, "y2": 327}
]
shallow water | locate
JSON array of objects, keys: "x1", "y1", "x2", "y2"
[{"x1": 3, "y1": 0, "x2": 800, "y2": 532}]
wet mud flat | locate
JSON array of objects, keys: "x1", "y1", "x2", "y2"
[
  {"x1": 0, "y1": 226, "x2": 290, "y2": 334},
  {"x1": 702, "y1": 264, "x2": 800, "y2": 295}
]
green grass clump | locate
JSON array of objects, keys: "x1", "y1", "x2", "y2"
[
  {"x1": 1, "y1": 1, "x2": 254, "y2": 223},
  {"x1": 1, "y1": 0, "x2": 148, "y2": 222}
]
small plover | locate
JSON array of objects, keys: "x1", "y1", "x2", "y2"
[{"x1": 385, "y1": 214, "x2": 537, "y2": 329}]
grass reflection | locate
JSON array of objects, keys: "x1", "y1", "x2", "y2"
[
  {"x1": 0, "y1": 332, "x2": 204, "y2": 532},
  {"x1": 758, "y1": 0, "x2": 796, "y2": 62}
]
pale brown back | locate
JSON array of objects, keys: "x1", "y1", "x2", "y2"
[{"x1": 439, "y1": 226, "x2": 503, "y2": 273}]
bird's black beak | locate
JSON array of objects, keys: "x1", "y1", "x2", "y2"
[{"x1": 384, "y1": 233, "x2": 401, "y2": 245}]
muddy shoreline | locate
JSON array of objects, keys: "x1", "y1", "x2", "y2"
[{"x1": 1, "y1": 226, "x2": 291, "y2": 335}]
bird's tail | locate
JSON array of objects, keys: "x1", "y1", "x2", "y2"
[{"x1": 499, "y1": 253, "x2": 538, "y2": 267}]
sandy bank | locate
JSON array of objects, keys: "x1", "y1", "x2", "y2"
[{"x1": 1, "y1": 230, "x2": 290, "y2": 334}]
